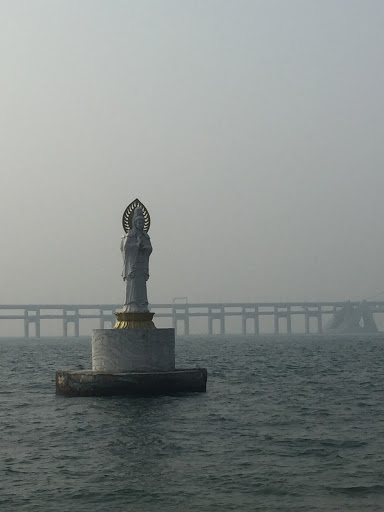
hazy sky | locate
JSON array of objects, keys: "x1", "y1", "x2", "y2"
[{"x1": 1, "y1": 0, "x2": 383, "y2": 305}]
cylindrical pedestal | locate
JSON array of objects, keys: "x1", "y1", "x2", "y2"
[{"x1": 92, "y1": 328, "x2": 175, "y2": 372}]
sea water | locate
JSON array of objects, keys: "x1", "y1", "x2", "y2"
[{"x1": 0, "y1": 335, "x2": 384, "y2": 511}]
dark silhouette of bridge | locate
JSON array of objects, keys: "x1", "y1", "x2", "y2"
[{"x1": 0, "y1": 301, "x2": 382, "y2": 337}]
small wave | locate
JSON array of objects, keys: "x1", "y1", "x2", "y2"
[
  {"x1": 327, "y1": 484, "x2": 384, "y2": 495},
  {"x1": 297, "y1": 448, "x2": 337, "y2": 457}
]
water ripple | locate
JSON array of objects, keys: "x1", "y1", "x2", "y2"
[{"x1": 0, "y1": 335, "x2": 384, "y2": 511}]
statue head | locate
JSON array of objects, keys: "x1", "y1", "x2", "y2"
[
  {"x1": 133, "y1": 207, "x2": 145, "y2": 231},
  {"x1": 122, "y1": 199, "x2": 151, "y2": 234}
]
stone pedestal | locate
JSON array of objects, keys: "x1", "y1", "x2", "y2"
[
  {"x1": 56, "y1": 368, "x2": 207, "y2": 397},
  {"x1": 92, "y1": 328, "x2": 175, "y2": 372},
  {"x1": 56, "y1": 326, "x2": 207, "y2": 396}
]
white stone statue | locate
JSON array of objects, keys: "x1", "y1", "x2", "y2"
[{"x1": 121, "y1": 207, "x2": 152, "y2": 312}]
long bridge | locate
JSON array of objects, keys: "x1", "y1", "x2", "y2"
[{"x1": 0, "y1": 301, "x2": 382, "y2": 337}]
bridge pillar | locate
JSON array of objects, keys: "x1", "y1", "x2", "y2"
[
  {"x1": 24, "y1": 310, "x2": 29, "y2": 338},
  {"x1": 74, "y1": 310, "x2": 80, "y2": 337},
  {"x1": 242, "y1": 308, "x2": 246, "y2": 335},
  {"x1": 35, "y1": 314, "x2": 41, "y2": 338},
  {"x1": 63, "y1": 320, "x2": 68, "y2": 337},
  {"x1": 63, "y1": 309, "x2": 80, "y2": 337},
  {"x1": 24, "y1": 309, "x2": 41, "y2": 338},
  {"x1": 286, "y1": 306, "x2": 292, "y2": 334},
  {"x1": 184, "y1": 307, "x2": 190, "y2": 336},
  {"x1": 63, "y1": 310, "x2": 68, "y2": 337},
  {"x1": 254, "y1": 308, "x2": 259, "y2": 335},
  {"x1": 172, "y1": 307, "x2": 177, "y2": 335},
  {"x1": 305, "y1": 309, "x2": 310, "y2": 334},
  {"x1": 317, "y1": 308, "x2": 323, "y2": 334},
  {"x1": 274, "y1": 307, "x2": 279, "y2": 334},
  {"x1": 242, "y1": 308, "x2": 260, "y2": 335},
  {"x1": 206, "y1": 308, "x2": 225, "y2": 335},
  {"x1": 100, "y1": 310, "x2": 114, "y2": 329},
  {"x1": 220, "y1": 308, "x2": 225, "y2": 335},
  {"x1": 208, "y1": 308, "x2": 213, "y2": 335}
]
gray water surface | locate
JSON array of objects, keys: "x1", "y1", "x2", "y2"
[{"x1": 1, "y1": 335, "x2": 384, "y2": 511}]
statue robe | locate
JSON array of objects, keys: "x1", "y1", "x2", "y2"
[{"x1": 121, "y1": 230, "x2": 152, "y2": 311}]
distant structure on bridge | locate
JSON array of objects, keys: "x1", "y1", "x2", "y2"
[
  {"x1": 0, "y1": 301, "x2": 382, "y2": 337},
  {"x1": 326, "y1": 301, "x2": 378, "y2": 333}
]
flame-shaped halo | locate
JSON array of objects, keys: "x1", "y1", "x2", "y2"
[{"x1": 122, "y1": 198, "x2": 151, "y2": 233}]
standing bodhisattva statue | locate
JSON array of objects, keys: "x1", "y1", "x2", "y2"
[{"x1": 120, "y1": 200, "x2": 152, "y2": 312}]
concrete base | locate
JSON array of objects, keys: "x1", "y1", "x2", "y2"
[
  {"x1": 92, "y1": 328, "x2": 175, "y2": 372},
  {"x1": 56, "y1": 368, "x2": 207, "y2": 397}
]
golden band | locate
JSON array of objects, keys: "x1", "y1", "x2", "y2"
[{"x1": 114, "y1": 311, "x2": 156, "y2": 329}]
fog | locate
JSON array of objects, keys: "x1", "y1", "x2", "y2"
[{"x1": 1, "y1": 0, "x2": 383, "y2": 306}]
